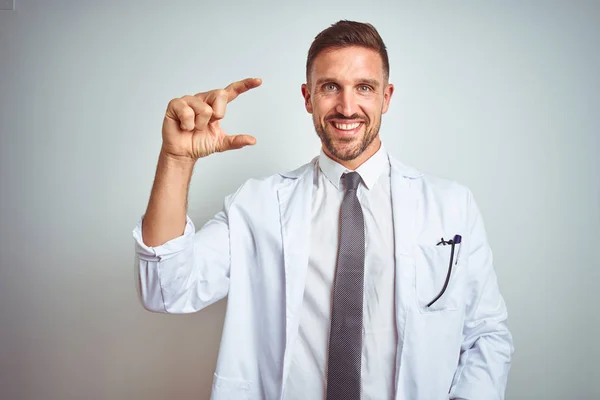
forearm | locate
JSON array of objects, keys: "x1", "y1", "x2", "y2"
[
  {"x1": 450, "y1": 320, "x2": 513, "y2": 400},
  {"x1": 450, "y1": 190, "x2": 514, "y2": 399},
  {"x1": 141, "y1": 148, "x2": 196, "y2": 247}
]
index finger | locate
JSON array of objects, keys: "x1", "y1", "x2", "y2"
[{"x1": 224, "y1": 78, "x2": 262, "y2": 102}]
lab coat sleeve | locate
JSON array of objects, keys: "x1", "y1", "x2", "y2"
[
  {"x1": 448, "y1": 190, "x2": 515, "y2": 400},
  {"x1": 132, "y1": 195, "x2": 234, "y2": 314}
]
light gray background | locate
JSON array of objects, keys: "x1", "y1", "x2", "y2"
[{"x1": 1, "y1": 1, "x2": 599, "y2": 399}]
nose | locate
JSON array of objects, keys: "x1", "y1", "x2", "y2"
[{"x1": 335, "y1": 88, "x2": 358, "y2": 117}]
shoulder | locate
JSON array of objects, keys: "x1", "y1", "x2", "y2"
[
  {"x1": 224, "y1": 156, "x2": 318, "y2": 205},
  {"x1": 245, "y1": 156, "x2": 317, "y2": 188},
  {"x1": 389, "y1": 154, "x2": 473, "y2": 203}
]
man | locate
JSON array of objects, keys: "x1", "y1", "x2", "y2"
[{"x1": 133, "y1": 20, "x2": 514, "y2": 400}]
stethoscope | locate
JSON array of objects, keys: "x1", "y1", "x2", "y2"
[{"x1": 427, "y1": 234, "x2": 462, "y2": 308}]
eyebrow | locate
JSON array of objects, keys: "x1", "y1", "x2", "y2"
[{"x1": 315, "y1": 77, "x2": 381, "y2": 89}]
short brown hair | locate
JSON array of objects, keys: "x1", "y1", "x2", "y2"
[{"x1": 306, "y1": 20, "x2": 390, "y2": 83}]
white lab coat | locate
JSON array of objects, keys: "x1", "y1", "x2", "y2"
[{"x1": 133, "y1": 154, "x2": 514, "y2": 400}]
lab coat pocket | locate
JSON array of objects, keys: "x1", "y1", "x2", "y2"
[
  {"x1": 212, "y1": 373, "x2": 251, "y2": 400},
  {"x1": 414, "y1": 244, "x2": 464, "y2": 313}
]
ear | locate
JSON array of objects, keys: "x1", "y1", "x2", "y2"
[
  {"x1": 381, "y1": 83, "x2": 394, "y2": 114},
  {"x1": 301, "y1": 83, "x2": 313, "y2": 114}
]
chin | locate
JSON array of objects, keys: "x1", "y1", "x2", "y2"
[
  {"x1": 315, "y1": 121, "x2": 379, "y2": 163},
  {"x1": 326, "y1": 141, "x2": 365, "y2": 161}
]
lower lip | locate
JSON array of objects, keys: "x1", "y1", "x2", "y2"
[{"x1": 330, "y1": 122, "x2": 363, "y2": 136}]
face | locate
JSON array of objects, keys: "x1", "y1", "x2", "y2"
[{"x1": 302, "y1": 46, "x2": 394, "y2": 168}]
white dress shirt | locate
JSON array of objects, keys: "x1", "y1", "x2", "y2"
[{"x1": 284, "y1": 144, "x2": 397, "y2": 400}]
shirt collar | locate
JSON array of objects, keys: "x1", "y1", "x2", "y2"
[{"x1": 318, "y1": 143, "x2": 390, "y2": 190}]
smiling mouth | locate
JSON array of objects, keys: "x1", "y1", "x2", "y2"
[
  {"x1": 333, "y1": 121, "x2": 360, "y2": 130},
  {"x1": 330, "y1": 121, "x2": 364, "y2": 135}
]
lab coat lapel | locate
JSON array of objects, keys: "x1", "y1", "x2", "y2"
[
  {"x1": 277, "y1": 160, "x2": 315, "y2": 392},
  {"x1": 388, "y1": 155, "x2": 423, "y2": 398},
  {"x1": 389, "y1": 156, "x2": 421, "y2": 255}
]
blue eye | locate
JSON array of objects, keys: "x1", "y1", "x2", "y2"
[
  {"x1": 324, "y1": 84, "x2": 338, "y2": 91},
  {"x1": 358, "y1": 85, "x2": 371, "y2": 92}
]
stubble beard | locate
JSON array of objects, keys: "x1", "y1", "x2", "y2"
[{"x1": 314, "y1": 116, "x2": 381, "y2": 161}]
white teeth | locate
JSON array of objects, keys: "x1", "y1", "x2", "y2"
[{"x1": 333, "y1": 122, "x2": 360, "y2": 130}]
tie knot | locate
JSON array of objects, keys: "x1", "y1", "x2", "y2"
[{"x1": 342, "y1": 172, "x2": 362, "y2": 191}]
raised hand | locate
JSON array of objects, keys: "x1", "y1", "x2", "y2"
[{"x1": 161, "y1": 78, "x2": 262, "y2": 160}]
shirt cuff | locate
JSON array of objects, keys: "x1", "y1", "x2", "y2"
[{"x1": 133, "y1": 215, "x2": 196, "y2": 261}]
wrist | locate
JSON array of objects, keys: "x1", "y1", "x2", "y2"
[{"x1": 159, "y1": 147, "x2": 197, "y2": 169}]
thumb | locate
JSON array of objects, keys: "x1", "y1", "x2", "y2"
[{"x1": 220, "y1": 134, "x2": 257, "y2": 152}]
